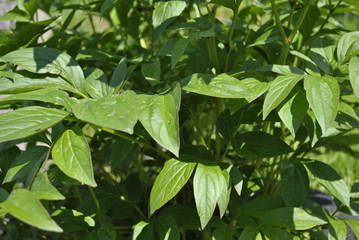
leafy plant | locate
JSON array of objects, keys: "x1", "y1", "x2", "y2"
[{"x1": 0, "y1": 0, "x2": 359, "y2": 239}]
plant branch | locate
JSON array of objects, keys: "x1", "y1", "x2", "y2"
[
  {"x1": 270, "y1": 0, "x2": 288, "y2": 43},
  {"x1": 318, "y1": 0, "x2": 343, "y2": 32},
  {"x1": 88, "y1": 186, "x2": 103, "y2": 224}
]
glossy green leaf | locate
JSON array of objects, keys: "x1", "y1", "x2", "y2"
[
  {"x1": 84, "y1": 68, "x2": 109, "y2": 99},
  {"x1": 304, "y1": 76, "x2": 340, "y2": 133},
  {"x1": 149, "y1": 157, "x2": 197, "y2": 216},
  {"x1": 261, "y1": 227, "x2": 295, "y2": 240},
  {"x1": 30, "y1": 172, "x2": 65, "y2": 201},
  {"x1": 232, "y1": 131, "x2": 293, "y2": 159},
  {"x1": 217, "y1": 169, "x2": 231, "y2": 218},
  {"x1": 309, "y1": 36, "x2": 335, "y2": 74},
  {"x1": 171, "y1": 36, "x2": 190, "y2": 69},
  {"x1": 259, "y1": 207, "x2": 326, "y2": 230},
  {"x1": 142, "y1": 59, "x2": 161, "y2": 86},
  {"x1": 238, "y1": 226, "x2": 260, "y2": 240},
  {"x1": 3, "y1": 146, "x2": 48, "y2": 183},
  {"x1": 0, "y1": 47, "x2": 85, "y2": 93},
  {"x1": 193, "y1": 161, "x2": 224, "y2": 229},
  {"x1": 0, "y1": 188, "x2": 9, "y2": 218},
  {"x1": 181, "y1": 73, "x2": 261, "y2": 99},
  {"x1": 52, "y1": 128, "x2": 96, "y2": 187},
  {"x1": 277, "y1": 86, "x2": 308, "y2": 137},
  {"x1": 263, "y1": 74, "x2": 304, "y2": 119},
  {"x1": 290, "y1": 50, "x2": 321, "y2": 75},
  {"x1": 305, "y1": 160, "x2": 350, "y2": 206},
  {"x1": 256, "y1": 64, "x2": 306, "y2": 75},
  {"x1": 133, "y1": 221, "x2": 154, "y2": 240},
  {"x1": 138, "y1": 83, "x2": 181, "y2": 156},
  {"x1": 0, "y1": 189, "x2": 62, "y2": 232},
  {"x1": 0, "y1": 106, "x2": 69, "y2": 143},
  {"x1": 108, "y1": 58, "x2": 127, "y2": 94},
  {"x1": 156, "y1": 215, "x2": 180, "y2": 240},
  {"x1": 337, "y1": 31, "x2": 359, "y2": 63},
  {"x1": 328, "y1": 217, "x2": 347, "y2": 240},
  {"x1": 280, "y1": 159, "x2": 309, "y2": 207},
  {"x1": 0, "y1": 88, "x2": 74, "y2": 108},
  {"x1": 152, "y1": 1, "x2": 186, "y2": 28},
  {"x1": 345, "y1": 219, "x2": 359, "y2": 239},
  {"x1": 72, "y1": 91, "x2": 138, "y2": 134},
  {"x1": 349, "y1": 56, "x2": 359, "y2": 99}
]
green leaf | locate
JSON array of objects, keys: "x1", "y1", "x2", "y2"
[
  {"x1": 232, "y1": 131, "x2": 293, "y2": 159},
  {"x1": 349, "y1": 56, "x2": 359, "y2": 99},
  {"x1": 328, "y1": 217, "x2": 347, "y2": 240},
  {"x1": 259, "y1": 207, "x2": 327, "y2": 230},
  {"x1": 0, "y1": 106, "x2": 69, "y2": 143},
  {"x1": 290, "y1": 50, "x2": 321, "y2": 75},
  {"x1": 238, "y1": 226, "x2": 260, "y2": 240},
  {"x1": 84, "y1": 68, "x2": 109, "y2": 100},
  {"x1": 138, "y1": 83, "x2": 181, "y2": 156},
  {"x1": 0, "y1": 48, "x2": 86, "y2": 93},
  {"x1": 161, "y1": 205, "x2": 201, "y2": 230},
  {"x1": 337, "y1": 31, "x2": 359, "y2": 63},
  {"x1": 3, "y1": 146, "x2": 48, "y2": 183},
  {"x1": 52, "y1": 128, "x2": 96, "y2": 187},
  {"x1": 212, "y1": 224, "x2": 234, "y2": 240},
  {"x1": 171, "y1": 36, "x2": 190, "y2": 69},
  {"x1": 0, "y1": 189, "x2": 62, "y2": 232},
  {"x1": 309, "y1": 36, "x2": 335, "y2": 74},
  {"x1": 181, "y1": 73, "x2": 261, "y2": 99},
  {"x1": 305, "y1": 160, "x2": 350, "y2": 206},
  {"x1": 72, "y1": 91, "x2": 138, "y2": 134},
  {"x1": 255, "y1": 64, "x2": 306, "y2": 75},
  {"x1": 30, "y1": 172, "x2": 65, "y2": 201},
  {"x1": 152, "y1": 1, "x2": 186, "y2": 28},
  {"x1": 193, "y1": 161, "x2": 224, "y2": 229},
  {"x1": 142, "y1": 58, "x2": 161, "y2": 86},
  {"x1": 277, "y1": 86, "x2": 308, "y2": 137},
  {"x1": 280, "y1": 159, "x2": 309, "y2": 207},
  {"x1": 217, "y1": 169, "x2": 231, "y2": 218},
  {"x1": 211, "y1": 0, "x2": 236, "y2": 11},
  {"x1": 0, "y1": 88, "x2": 74, "y2": 108},
  {"x1": 304, "y1": 76, "x2": 340, "y2": 133},
  {"x1": 228, "y1": 166, "x2": 243, "y2": 197},
  {"x1": 149, "y1": 157, "x2": 197, "y2": 216},
  {"x1": 261, "y1": 227, "x2": 295, "y2": 240},
  {"x1": 345, "y1": 219, "x2": 359, "y2": 239},
  {"x1": 156, "y1": 215, "x2": 180, "y2": 240},
  {"x1": 263, "y1": 74, "x2": 304, "y2": 119},
  {"x1": 133, "y1": 221, "x2": 154, "y2": 240},
  {"x1": 100, "y1": 0, "x2": 115, "y2": 17},
  {"x1": 108, "y1": 58, "x2": 127, "y2": 94}
]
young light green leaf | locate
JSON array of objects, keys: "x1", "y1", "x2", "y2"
[
  {"x1": 52, "y1": 128, "x2": 96, "y2": 187},
  {"x1": 328, "y1": 217, "x2": 347, "y2": 240},
  {"x1": 30, "y1": 172, "x2": 65, "y2": 201},
  {"x1": 193, "y1": 161, "x2": 224, "y2": 229},
  {"x1": 84, "y1": 68, "x2": 109, "y2": 99},
  {"x1": 280, "y1": 159, "x2": 309, "y2": 207},
  {"x1": 0, "y1": 106, "x2": 69, "y2": 143},
  {"x1": 171, "y1": 36, "x2": 190, "y2": 69},
  {"x1": 141, "y1": 58, "x2": 161, "y2": 86},
  {"x1": 108, "y1": 58, "x2": 127, "y2": 94},
  {"x1": 0, "y1": 88, "x2": 74, "y2": 108},
  {"x1": 337, "y1": 31, "x2": 359, "y2": 63},
  {"x1": 181, "y1": 73, "x2": 260, "y2": 99},
  {"x1": 349, "y1": 56, "x2": 359, "y2": 99},
  {"x1": 304, "y1": 76, "x2": 340, "y2": 134},
  {"x1": 0, "y1": 189, "x2": 63, "y2": 232},
  {"x1": 0, "y1": 47, "x2": 86, "y2": 93},
  {"x1": 232, "y1": 131, "x2": 293, "y2": 159},
  {"x1": 259, "y1": 207, "x2": 327, "y2": 230},
  {"x1": 305, "y1": 160, "x2": 350, "y2": 206},
  {"x1": 217, "y1": 169, "x2": 231, "y2": 218},
  {"x1": 152, "y1": 1, "x2": 186, "y2": 28},
  {"x1": 277, "y1": 86, "x2": 308, "y2": 137},
  {"x1": 149, "y1": 157, "x2": 197, "y2": 216},
  {"x1": 156, "y1": 215, "x2": 180, "y2": 240},
  {"x1": 263, "y1": 74, "x2": 304, "y2": 119},
  {"x1": 3, "y1": 146, "x2": 48, "y2": 183},
  {"x1": 138, "y1": 83, "x2": 181, "y2": 156},
  {"x1": 72, "y1": 91, "x2": 138, "y2": 134}
]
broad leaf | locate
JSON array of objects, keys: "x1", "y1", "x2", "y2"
[
  {"x1": 280, "y1": 159, "x2": 309, "y2": 207},
  {"x1": 84, "y1": 68, "x2": 109, "y2": 99},
  {"x1": 259, "y1": 207, "x2": 327, "y2": 230},
  {"x1": 52, "y1": 128, "x2": 96, "y2": 187},
  {"x1": 108, "y1": 58, "x2": 127, "y2": 94},
  {"x1": 171, "y1": 36, "x2": 190, "y2": 69},
  {"x1": 30, "y1": 172, "x2": 65, "y2": 200},
  {"x1": 181, "y1": 73, "x2": 261, "y2": 99},
  {"x1": 72, "y1": 91, "x2": 138, "y2": 134},
  {"x1": 217, "y1": 169, "x2": 231, "y2": 218},
  {"x1": 156, "y1": 215, "x2": 180, "y2": 240},
  {"x1": 232, "y1": 131, "x2": 293, "y2": 159},
  {"x1": 138, "y1": 83, "x2": 181, "y2": 156},
  {"x1": 211, "y1": 0, "x2": 236, "y2": 11},
  {"x1": 193, "y1": 161, "x2": 224, "y2": 229},
  {"x1": 349, "y1": 56, "x2": 359, "y2": 99},
  {"x1": 0, "y1": 106, "x2": 69, "y2": 143},
  {"x1": 304, "y1": 76, "x2": 340, "y2": 133},
  {"x1": 309, "y1": 36, "x2": 335, "y2": 74},
  {"x1": 290, "y1": 50, "x2": 321, "y2": 75},
  {"x1": 0, "y1": 189, "x2": 62, "y2": 232},
  {"x1": 228, "y1": 165, "x2": 243, "y2": 197},
  {"x1": 328, "y1": 217, "x2": 347, "y2": 240},
  {"x1": 261, "y1": 227, "x2": 295, "y2": 240},
  {"x1": 0, "y1": 47, "x2": 86, "y2": 93},
  {"x1": 256, "y1": 64, "x2": 306, "y2": 75},
  {"x1": 305, "y1": 160, "x2": 350, "y2": 206},
  {"x1": 133, "y1": 221, "x2": 154, "y2": 240},
  {"x1": 337, "y1": 31, "x2": 359, "y2": 63},
  {"x1": 152, "y1": 1, "x2": 186, "y2": 28},
  {"x1": 149, "y1": 157, "x2": 197, "y2": 215},
  {"x1": 212, "y1": 224, "x2": 234, "y2": 240},
  {"x1": 142, "y1": 59, "x2": 161, "y2": 86},
  {"x1": 3, "y1": 146, "x2": 48, "y2": 183},
  {"x1": 263, "y1": 74, "x2": 304, "y2": 119},
  {"x1": 238, "y1": 226, "x2": 260, "y2": 240},
  {"x1": 345, "y1": 219, "x2": 359, "y2": 239}
]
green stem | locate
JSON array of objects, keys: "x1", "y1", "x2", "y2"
[
  {"x1": 270, "y1": 0, "x2": 288, "y2": 43},
  {"x1": 215, "y1": 98, "x2": 224, "y2": 161},
  {"x1": 206, "y1": 4, "x2": 221, "y2": 73},
  {"x1": 101, "y1": 127, "x2": 171, "y2": 160},
  {"x1": 287, "y1": 0, "x2": 297, "y2": 28},
  {"x1": 88, "y1": 186, "x2": 103, "y2": 224},
  {"x1": 318, "y1": 0, "x2": 343, "y2": 32}
]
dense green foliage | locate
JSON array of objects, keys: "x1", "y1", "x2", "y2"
[{"x1": 0, "y1": 0, "x2": 359, "y2": 239}]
